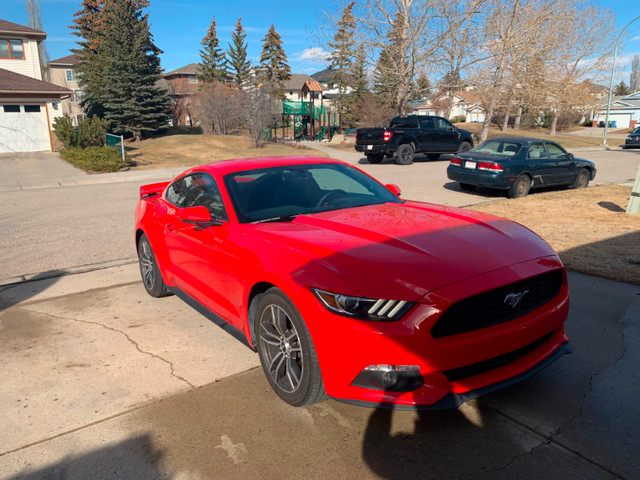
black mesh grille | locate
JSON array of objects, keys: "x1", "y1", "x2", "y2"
[
  {"x1": 443, "y1": 332, "x2": 554, "y2": 382},
  {"x1": 431, "y1": 270, "x2": 563, "y2": 339}
]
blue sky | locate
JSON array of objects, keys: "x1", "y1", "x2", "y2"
[{"x1": 3, "y1": 0, "x2": 640, "y2": 85}]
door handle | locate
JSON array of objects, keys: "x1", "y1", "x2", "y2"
[{"x1": 166, "y1": 224, "x2": 177, "y2": 232}]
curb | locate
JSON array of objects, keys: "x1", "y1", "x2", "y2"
[{"x1": 0, "y1": 258, "x2": 138, "y2": 289}]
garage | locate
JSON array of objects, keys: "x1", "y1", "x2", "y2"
[
  {"x1": 0, "y1": 103, "x2": 51, "y2": 153},
  {"x1": 607, "y1": 113, "x2": 632, "y2": 129}
]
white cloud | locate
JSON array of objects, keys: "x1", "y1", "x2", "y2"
[
  {"x1": 630, "y1": 36, "x2": 640, "y2": 42},
  {"x1": 296, "y1": 47, "x2": 330, "y2": 62}
]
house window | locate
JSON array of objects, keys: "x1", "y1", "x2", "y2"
[
  {"x1": 3, "y1": 105, "x2": 20, "y2": 113},
  {"x1": 0, "y1": 39, "x2": 25, "y2": 59},
  {"x1": 24, "y1": 105, "x2": 41, "y2": 113},
  {"x1": 66, "y1": 70, "x2": 75, "y2": 82},
  {"x1": 188, "y1": 75, "x2": 197, "y2": 83}
]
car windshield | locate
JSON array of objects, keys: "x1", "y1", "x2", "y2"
[
  {"x1": 223, "y1": 163, "x2": 403, "y2": 223},
  {"x1": 471, "y1": 140, "x2": 522, "y2": 156}
]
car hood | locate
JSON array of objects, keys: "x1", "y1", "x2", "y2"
[{"x1": 250, "y1": 202, "x2": 557, "y2": 300}]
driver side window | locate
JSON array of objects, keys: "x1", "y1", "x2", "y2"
[
  {"x1": 437, "y1": 118, "x2": 453, "y2": 131},
  {"x1": 167, "y1": 173, "x2": 229, "y2": 221}
]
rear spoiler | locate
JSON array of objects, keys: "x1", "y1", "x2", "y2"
[{"x1": 140, "y1": 181, "x2": 169, "y2": 199}]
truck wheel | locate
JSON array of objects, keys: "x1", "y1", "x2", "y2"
[
  {"x1": 366, "y1": 153, "x2": 384, "y2": 164},
  {"x1": 396, "y1": 144, "x2": 414, "y2": 165},
  {"x1": 457, "y1": 141, "x2": 472, "y2": 153}
]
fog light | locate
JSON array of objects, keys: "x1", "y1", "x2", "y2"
[{"x1": 351, "y1": 364, "x2": 423, "y2": 392}]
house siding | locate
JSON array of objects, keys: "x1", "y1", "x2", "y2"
[{"x1": 0, "y1": 37, "x2": 41, "y2": 80}]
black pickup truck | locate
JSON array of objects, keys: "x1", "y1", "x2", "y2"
[{"x1": 355, "y1": 115, "x2": 474, "y2": 165}]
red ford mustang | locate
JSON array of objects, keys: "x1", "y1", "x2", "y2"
[{"x1": 135, "y1": 156, "x2": 571, "y2": 408}]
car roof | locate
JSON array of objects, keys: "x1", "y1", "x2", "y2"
[
  {"x1": 180, "y1": 156, "x2": 345, "y2": 177},
  {"x1": 483, "y1": 137, "x2": 558, "y2": 145}
]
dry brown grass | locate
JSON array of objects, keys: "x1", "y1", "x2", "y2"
[
  {"x1": 124, "y1": 134, "x2": 328, "y2": 169},
  {"x1": 468, "y1": 185, "x2": 640, "y2": 285}
]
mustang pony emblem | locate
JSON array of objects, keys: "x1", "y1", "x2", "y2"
[{"x1": 504, "y1": 290, "x2": 529, "y2": 308}]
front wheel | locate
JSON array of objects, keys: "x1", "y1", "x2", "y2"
[
  {"x1": 255, "y1": 288, "x2": 326, "y2": 407},
  {"x1": 396, "y1": 144, "x2": 414, "y2": 165},
  {"x1": 508, "y1": 175, "x2": 531, "y2": 198},
  {"x1": 457, "y1": 141, "x2": 472, "y2": 153},
  {"x1": 138, "y1": 233, "x2": 171, "y2": 297},
  {"x1": 572, "y1": 168, "x2": 590, "y2": 189}
]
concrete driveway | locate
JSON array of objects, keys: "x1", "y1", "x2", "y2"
[{"x1": 0, "y1": 265, "x2": 638, "y2": 479}]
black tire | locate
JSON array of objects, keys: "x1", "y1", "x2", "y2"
[
  {"x1": 460, "y1": 183, "x2": 476, "y2": 192},
  {"x1": 365, "y1": 153, "x2": 384, "y2": 164},
  {"x1": 427, "y1": 153, "x2": 441, "y2": 161},
  {"x1": 572, "y1": 168, "x2": 590, "y2": 189},
  {"x1": 396, "y1": 144, "x2": 414, "y2": 165},
  {"x1": 255, "y1": 288, "x2": 327, "y2": 407},
  {"x1": 508, "y1": 175, "x2": 531, "y2": 198},
  {"x1": 457, "y1": 141, "x2": 472, "y2": 153},
  {"x1": 138, "y1": 233, "x2": 171, "y2": 297}
]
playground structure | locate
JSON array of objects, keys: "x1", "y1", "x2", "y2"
[{"x1": 269, "y1": 80, "x2": 340, "y2": 142}]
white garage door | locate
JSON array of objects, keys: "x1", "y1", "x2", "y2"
[
  {"x1": 0, "y1": 104, "x2": 51, "y2": 153},
  {"x1": 608, "y1": 113, "x2": 632, "y2": 128}
]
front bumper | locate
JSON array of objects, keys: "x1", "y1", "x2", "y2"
[
  {"x1": 304, "y1": 257, "x2": 570, "y2": 409},
  {"x1": 625, "y1": 136, "x2": 640, "y2": 148}
]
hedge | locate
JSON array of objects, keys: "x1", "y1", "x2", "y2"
[{"x1": 60, "y1": 146, "x2": 130, "y2": 172}]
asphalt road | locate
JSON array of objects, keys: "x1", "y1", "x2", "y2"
[{"x1": 1, "y1": 147, "x2": 639, "y2": 283}]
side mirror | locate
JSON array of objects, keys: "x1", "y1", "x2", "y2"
[
  {"x1": 385, "y1": 184, "x2": 402, "y2": 197},
  {"x1": 180, "y1": 206, "x2": 222, "y2": 226},
  {"x1": 567, "y1": 153, "x2": 574, "y2": 160}
]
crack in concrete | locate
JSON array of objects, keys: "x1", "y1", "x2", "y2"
[{"x1": 22, "y1": 306, "x2": 196, "y2": 389}]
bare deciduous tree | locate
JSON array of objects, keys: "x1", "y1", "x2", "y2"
[
  {"x1": 192, "y1": 83, "x2": 246, "y2": 135},
  {"x1": 246, "y1": 86, "x2": 276, "y2": 148},
  {"x1": 25, "y1": 0, "x2": 50, "y2": 81}
]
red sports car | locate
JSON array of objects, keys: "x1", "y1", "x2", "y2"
[{"x1": 135, "y1": 156, "x2": 571, "y2": 408}]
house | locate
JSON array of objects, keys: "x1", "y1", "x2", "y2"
[
  {"x1": 162, "y1": 63, "x2": 201, "y2": 127},
  {"x1": 595, "y1": 91, "x2": 640, "y2": 129},
  {"x1": 47, "y1": 54, "x2": 85, "y2": 126},
  {"x1": 415, "y1": 89, "x2": 486, "y2": 123},
  {"x1": 0, "y1": 19, "x2": 71, "y2": 153}
]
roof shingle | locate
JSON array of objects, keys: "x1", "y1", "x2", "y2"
[
  {"x1": 0, "y1": 19, "x2": 46, "y2": 37},
  {"x1": 0, "y1": 68, "x2": 72, "y2": 95}
]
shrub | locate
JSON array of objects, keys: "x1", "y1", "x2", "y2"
[
  {"x1": 60, "y1": 146, "x2": 130, "y2": 172},
  {"x1": 77, "y1": 116, "x2": 109, "y2": 148},
  {"x1": 450, "y1": 115, "x2": 466, "y2": 124},
  {"x1": 52, "y1": 115, "x2": 76, "y2": 149}
]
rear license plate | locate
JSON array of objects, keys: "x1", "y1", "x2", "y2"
[
  {"x1": 366, "y1": 145, "x2": 373, "y2": 150},
  {"x1": 464, "y1": 161, "x2": 476, "y2": 169}
]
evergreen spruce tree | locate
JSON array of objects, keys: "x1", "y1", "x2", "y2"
[
  {"x1": 80, "y1": 0, "x2": 170, "y2": 140},
  {"x1": 327, "y1": 1, "x2": 356, "y2": 130},
  {"x1": 373, "y1": 48, "x2": 399, "y2": 110},
  {"x1": 227, "y1": 18, "x2": 252, "y2": 88},
  {"x1": 199, "y1": 17, "x2": 227, "y2": 83},
  {"x1": 259, "y1": 24, "x2": 291, "y2": 99},
  {"x1": 71, "y1": 0, "x2": 108, "y2": 118}
]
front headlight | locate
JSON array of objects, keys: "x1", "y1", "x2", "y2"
[{"x1": 311, "y1": 288, "x2": 413, "y2": 321}]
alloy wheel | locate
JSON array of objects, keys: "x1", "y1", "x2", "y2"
[
  {"x1": 139, "y1": 240, "x2": 155, "y2": 290},
  {"x1": 258, "y1": 304, "x2": 304, "y2": 393}
]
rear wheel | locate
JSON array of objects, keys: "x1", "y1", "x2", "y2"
[
  {"x1": 365, "y1": 153, "x2": 384, "y2": 164},
  {"x1": 138, "y1": 233, "x2": 171, "y2": 297},
  {"x1": 572, "y1": 168, "x2": 590, "y2": 189},
  {"x1": 427, "y1": 153, "x2": 441, "y2": 161},
  {"x1": 460, "y1": 183, "x2": 476, "y2": 192},
  {"x1": 255, "y1": 288, "x2": 326, "y2": 407},
  {"x1": 508, "y1": 175, "x2": 531, "y2": 198},
  {"x1": 396, "y1": 144, "x2": 414, "y2": 165}
]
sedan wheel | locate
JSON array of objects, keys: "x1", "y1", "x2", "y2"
[
  {"x1": 572, "y1": 169, "x2": 590, "y2": 189},
  {"x1": 508, "y1": 175, "x2": 531, "y2": 198},
  {"x1": 256, "y1": 288, "x2": 326, "y2": 407},
  {"x1": 138, "y1": 233, "x2": 171, "y2": 297}
]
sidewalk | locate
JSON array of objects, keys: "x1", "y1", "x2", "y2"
[{"x1": 0, "y1": 152, "x2": 188, "y2": 193}]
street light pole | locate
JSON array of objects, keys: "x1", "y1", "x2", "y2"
[{"x1": 603, "y1": 15, "x2": 640, "y2": 146}]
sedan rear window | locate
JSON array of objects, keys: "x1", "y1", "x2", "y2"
[{"x1": 472, "y1": 140, "x2": 521, "y2": 156}]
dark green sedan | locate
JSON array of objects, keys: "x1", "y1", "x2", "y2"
[{"x1": 447, "y1": 137, "x2": 596, "y2": 198}]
